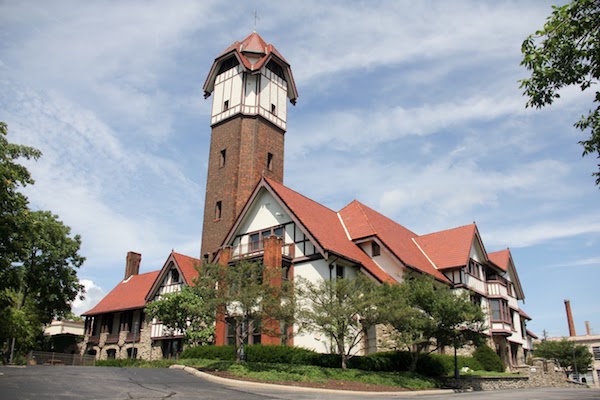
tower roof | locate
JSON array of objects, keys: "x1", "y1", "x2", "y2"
[{"x1": 203, "y1": 32, "x2": 298, "y2": 104}]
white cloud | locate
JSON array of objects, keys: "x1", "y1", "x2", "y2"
[{"x1": 72, "y1": 279, "x2": 106, "y2": 316}]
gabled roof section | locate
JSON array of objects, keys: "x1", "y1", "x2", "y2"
[
  {"x1": 82, "y1": 271, "x2": 159, "y2": 316},
  {"x1": 172, "y1": 252, "x2": 200, "y2": 285},
  {"x1": 219, "y1": 177, "x2": 395, "y2": 284},
  {"x1": 488, "y1": 248, "x2": 525, "y2": 301},
  {"x1": 145, "y1": 251, "x2": 200, "y2": 302},
  {"x1": 203, "y1": 32, "x2": 298, "y2": 103},
  {"x1": 340, "y1": 201, "x2": 448, "y2": 282},
  {"x1": 488, "y1": 249, "x2": 510, "y2": 271},
  {"x1": 414, "y1": 224, "x2": 478, "y2": 270}
]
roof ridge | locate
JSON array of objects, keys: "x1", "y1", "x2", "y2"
[
  {"x1": 420, "y1": 222, "x2": 476, "y2": 238},
  {"x1": 411, "y1": 237, "x2": 438, "y2": 270}
]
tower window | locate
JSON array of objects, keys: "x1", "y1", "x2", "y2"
[
  {"x1": 215, "y1": 201, "x2": 222, "y2": 221},
  {"x1": 266, "y1": 60, "x2": 285, "y2": 80},
  {"x1": 271, "y1": 103, "x2": 276, "y2": 114},
  {"x1": 267, "y1": 153, "x2": 273, "y2": 171},
  {"x1": 223, "y1": 100, "x2": 229, "y2": 111},
  {"x1": 217, "y1": 56, "x2": 240, "y2": 74},
  {"x1": 372, "y1": 242, "x2": 380, "y2": 257},
  {"x1": 220, "y1": 149, "x2": 226, "y2": 168}
]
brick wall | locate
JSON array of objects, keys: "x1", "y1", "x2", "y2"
[{"x1": 201, "y1": 115, "x2": 285, "y2": 259}]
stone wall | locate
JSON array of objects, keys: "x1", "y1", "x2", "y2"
[{"x1": 442, "y1": 358, "x2": 588, "y2": 391}]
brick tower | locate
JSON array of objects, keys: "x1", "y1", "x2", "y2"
[{"x1": 200, "y1": 32, "x2": 298, "y2": 261}]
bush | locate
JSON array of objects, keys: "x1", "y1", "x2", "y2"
[
  {"x1": 348, "y1": 351, "x2": 413, "y2": 372},
  {"x1": 473, "y1": 344, "x2": 505, "y2": 372}
]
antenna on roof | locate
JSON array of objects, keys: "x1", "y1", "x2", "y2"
[{"x1": 253, "y1": 10, "x2": 260, "y2": 32}]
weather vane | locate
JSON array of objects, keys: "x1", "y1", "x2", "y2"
[{"x1": 253, "y1": 10, "x2": 260, "y2": 32}]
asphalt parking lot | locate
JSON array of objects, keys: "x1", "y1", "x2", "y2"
[{"x1": 1, "y1": 365, "x2": 600, "y2": 400}]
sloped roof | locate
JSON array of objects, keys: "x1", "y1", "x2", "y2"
[
  {"x1": 203, "y1": 32, "x2": 298, "y2": 103},
  {"x1": 82, "y1": 271, "x2": 159, "y2": 316},
  {"x1": 264, "y1": 178, "x2": 395, "y2": 283},
  {"x1": 488, "y1": 249, "x2": 510, "y2": 271},
  {"x1": 172, "y1": 252, "x2": 200, "y2": 286},
  {"x1": 414, "y1": 224, "x2": 477, "y2": 270},
  {"x1": 339, "y1": 201, "x2": 448, "y2": 282},
  {"x1": 518, "y1": 308, "x2": 532, "y2": 320}
]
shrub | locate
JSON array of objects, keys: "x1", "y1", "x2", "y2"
[{"x1": 473, "y1": 344, "x2": 505, "y2": 372}]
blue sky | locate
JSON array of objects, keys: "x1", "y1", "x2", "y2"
[{"x1": 1, "y1": 1, "x2": 598, "y2": 338}]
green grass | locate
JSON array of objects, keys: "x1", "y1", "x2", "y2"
[
  {"x1": 459, "y1": 370, "x2": 521, "y2": 377},
  {"x1": 178, "y1": 358, "x2": 439, "y2": 390}
]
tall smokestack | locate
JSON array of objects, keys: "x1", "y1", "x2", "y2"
[
  {"x1": 125, "y1": 251, "x2": 141, "y2": 280},
  {"x1": 564, "y1": 299, "x2": 576, "y2": 337},
  {"x1": 585, "y1": 321, "x2": 591, "y2": 336}
]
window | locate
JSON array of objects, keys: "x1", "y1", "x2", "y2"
[
  {"x1": 266, "y1": 60, "x2": 285, "y2": 80},
  {"x1": 217, "y1": 56, "x2": 240, "y2": 74},
  {"x1": 593, "y1": 347, "x2": 600, "y2": 360},
  {"x1": 106, "y1": 349, "x2": 116, "y2": 360},
  {"x1": 127, "y1": 347, "x2": 138, "y2": 359},
  {"x1": 249, "y1": 233, "x2": 260, "y2": 251},
  {"x1": 467, "y1": 259, "x2": 481, "y2": 279},
  {"x1": 170, "y1": 269, "x2": 180, "y2": 284},
  {"x1": 271, "y1": 103, "x2": 276, "y2": 114},
  {"x1": 470, "y1": 294, "x2": 482, "y2": 307},
  {"x1": 226, "y1": 318, "x2": 261, "y2": 345},
  {"x1": 215, "y1": 201, "x2": 222, "y2": 220},
  {"x1": 490, "y1": 299, "x2": 511, "y2": 324},
  {"x1": 372, "y1": 242, "x2": 380, "y2": 257},
  {"x1": 267, "y1": 152, "x2": 273, "y2": 171},
  {"x1": 223, "y1": 100, "x2": 229, "y2": 111},
  {"x1": 282, "y1": 265, "x2": 290, "y2": 281},
  {"x1": 219, "y1": 149, "x2": 226, "y2": 167},
  {"x1": 336, "y1": 265, "x2": 344, "y2": 279}
]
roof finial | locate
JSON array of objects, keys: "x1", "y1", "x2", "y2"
[{"x1": 253, "y1": 10, "x2": 260, "y2": 32}]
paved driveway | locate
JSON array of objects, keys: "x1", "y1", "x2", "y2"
[{"x1": 1, "y1": 365, "x2": 600, "y2": 400}]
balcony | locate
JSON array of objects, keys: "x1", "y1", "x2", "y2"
[
  {"x1": 231, "y1": 240, "x2": 294, "y2": 260},
  {"x1": 487, "y1": 280, "x2": 508, "y2": 298},
  {"x1": 87, "y1": 335, "x2": 100, "y2": 345},
  {"x1": 464, "y1": 273, "x2": 486, "y2": 293},
  {"x1": 105, "y1": 333, "x2": 119, "y2": 344}
]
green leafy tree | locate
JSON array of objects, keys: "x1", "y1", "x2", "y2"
[
  {"x1": 380, "y1": 274, "x2": 485, "y2": 373},
  {"x1": 145, "y1": 285, "x2": 215, "y2": 346},
  {"x1": 193, "y1": 261, "x2": 294, "y2": 363},
  {"x1": 0, "y1": 121, "x2": 42, "y2": 281},
  {"x1": 534, "y1": 338, "x2": 593, "y2": 377},
  {"x1": 0, "y1": 123, "x2": 85, "y2": 363},
  {"x1": 520, "y1": 0, "x2": 600, "y2": 185},
  {"x1": 296, "y1": 275, "x2": 383, "y2": 369}
]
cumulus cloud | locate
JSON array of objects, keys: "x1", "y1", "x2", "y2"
[{"x1": 72, "y1": 279, "x2": 106, "y2": 316}]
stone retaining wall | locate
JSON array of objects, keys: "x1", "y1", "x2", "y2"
[{"x1": 442, "y1": 358, "x2": 589, "y2": 391}]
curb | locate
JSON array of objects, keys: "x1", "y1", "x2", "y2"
[{"x1": 170, "y1": 364, "x2": 456, "y2": 397}]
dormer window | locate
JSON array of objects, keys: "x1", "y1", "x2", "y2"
[
  {"x1": 372, "y1": 242, "x2": 380, "y2": 257},
  {"x1": 266, "y1": 60, "x2": 285, "y2": 80},
  {"x1": 217, "y1": 56, "x2": 239, "y2": 74}
]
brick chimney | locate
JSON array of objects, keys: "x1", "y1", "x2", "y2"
[
  {"x1": 564, "y1": 299, "x2": 576, "y2": 337},
  {"x1": 125, "y1": 251, "x2": 141, "y2": 280},
  {"x1": 585, "y1": 321, "x2": 591, "y2": 336}
]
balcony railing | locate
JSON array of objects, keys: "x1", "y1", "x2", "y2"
[
  {"x1": 231, "y1": 241, "x2": 294, "y2": 260},
  {"x1": 487, "y1": 280, "x2": 508, "y2": 298},
  {"x1": 105, "y1": 334, "x2": 119, "y2": 344}
]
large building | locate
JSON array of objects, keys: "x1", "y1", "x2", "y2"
[{"x1": 82, "y1": 32, "x2": 534, "y2": 368}]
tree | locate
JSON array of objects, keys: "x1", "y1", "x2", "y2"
[
  {"x1": 534, "y1": 338, "x2": 593, "y2": 378},
  {"x1": 192, "y1": 261, "x2": 293, "y2": 363},
  {"x1": 380, "y1": 273, "x2": 485, "y2": 373},
  {"x1": 0, "y1": 121, "x2": 42, "y2": 281},
  {"x1": 0, "y1": 123, "x2": 85, "y2": 363},
  {"x1": 145, "y1": 286, "x2": 215, "y2": 346},
  {"x1": 520, "y1": 0, "x2": 600, "y2": 185},
  {"x1": 296, "y1": 275, "x2": 383, "y2": 369}
]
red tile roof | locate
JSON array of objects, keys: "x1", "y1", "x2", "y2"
[
  {"x1": 204, "y1": 32, "x2": 298, "y2": 103},
  {"x1": 172, "y1": 252, "x2": 200, "y2": 286},
  {"x1": 82, "y1": 271, "x2": 159, "y2": 316},
  {"x1": 264, "y1": 178, "x2": 395, "y2": 283},
  {"x1": 340, "y1": 201, "x2": 448, "y2": 282},
  {"x1": 488, "y1": 249, "x2": 510, "y2": 271},
  {"x1": 414, "y1": 224, "x2": 477, "y2": 270}
]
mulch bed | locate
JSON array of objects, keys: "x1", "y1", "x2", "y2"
[{"x1": 199, "y1": 369, "x2": 415, "y2": 392}]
